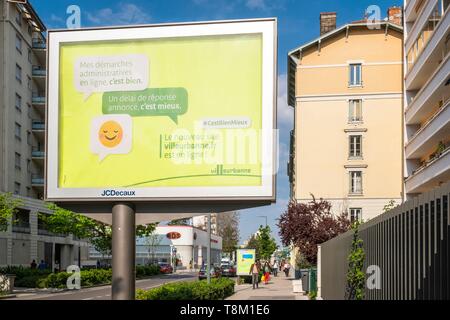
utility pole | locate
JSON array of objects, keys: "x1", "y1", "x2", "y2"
[
  {"x1": 207, "y1": 213, "x2": 211, "y2": 284},
  {"x1": 258, "y1": 215, "x2": 268, "y2": 227}
]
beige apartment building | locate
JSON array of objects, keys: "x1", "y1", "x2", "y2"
[
  {"x1": 403, "y1": 0, "x2": 450, "y2": 198},
  {"x1": 287, "y1": 10, "x2": 404, "y2": 222},
  {"x1": 0, "y1": 0, "x2": 89, "y2": 268}
]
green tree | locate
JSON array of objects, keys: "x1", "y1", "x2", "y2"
[
  {"x1": 382, "y1": 200, "x2": 397, "y2": 213},
  {"x1": 345, "y1": 221, "x2": 366, "y2": 300},
  {"x1": 217, "y1": 212, "x2": 239, "y2": 258},
  {"x1": 0, "y1": 193, "x2": 22, "y2": 232},
  {"x1": 168, "y1": 218, "x2": 190, "y2": 226},
  {"x1": 41, "y1": 204, "x2": 156, "y2": 257},
  {"x1": 256, "y1": 225, "x2": 278, "y2": 260},
  {"x1": 245, "y1": 234, "x2": 261, "y2": 259}
]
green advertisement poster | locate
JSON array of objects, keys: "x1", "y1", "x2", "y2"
[
  {"x1": 58, "y1": 34, "x2": 262, "y2": 189},
  {"x1": 46, "y1": 20, "x2": 276, "y2": 201},
  {"x1": 236, "y1": 249, "x2": 256, "y2": 276}
]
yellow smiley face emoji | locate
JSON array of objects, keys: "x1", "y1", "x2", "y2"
[{"x1": 98, "y1": 120, "x2": 123, "y2": 148}]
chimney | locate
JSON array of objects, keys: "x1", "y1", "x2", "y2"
[
  {"x1": 387, "y1": 6, "x2": 403, "y2": 26},
  {"x1": 320, "y1": 12, "x2": 337, "y2": 35}
]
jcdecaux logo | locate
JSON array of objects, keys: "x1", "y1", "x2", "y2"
[{"x1": 100, "y1": 190, "x2": 136, "y2": 197}]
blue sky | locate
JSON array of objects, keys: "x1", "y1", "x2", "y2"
[{"x1": 32, "y1": 0, "x2": 402, "y2": 245}]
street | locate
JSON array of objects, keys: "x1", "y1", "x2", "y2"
[{"x1": 9, "y1": 273, "x2": 198, "y2": 300}]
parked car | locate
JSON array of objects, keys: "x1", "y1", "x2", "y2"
[
  {"x1": 198, "y1": 265, "x2": 221, "y2": 280},
  {"x1": 220, "y1": 264, "x2": 236, "y2": 277},
  {"x1": 158, "y1": 262, "x2": 173, "y2": 274}
]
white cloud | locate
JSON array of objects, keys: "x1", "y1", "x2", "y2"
[
  {"x1": 277, "y1": 74, "x2": 294, "y2": 126},
  {"x1": 86, "y1": 3, "x2": 151, "y2": 26}
]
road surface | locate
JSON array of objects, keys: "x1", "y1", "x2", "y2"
[{"x1": 10, "y1": 273, "x2": 197, "y2": 300}]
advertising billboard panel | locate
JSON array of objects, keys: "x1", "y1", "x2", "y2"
[
  {"x1": 46, "y1": 19, "x2": 276, "y2": 203},
  {"x1": 236, "y1": 248, "x2": 256, "y2": 276}
]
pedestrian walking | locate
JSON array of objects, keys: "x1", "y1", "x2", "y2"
[
  {"x1": 30, "y1": 260, "x2": 37, "y2": 269},
  {"x1": 273, "y1": 260, "x2": 279, "y2": 277},
  {"x1": 249, "y1": 259, "x2": 261, "y2": 289},
  {"x1": 283, "y1": 261, "x2": 291, "y2": 277},
  {"x1": 263, "y1": 262, "x2": 271, "y2": 285},
  {"x1": 38, "y1": 260, "x2": 46, "y2": 270}
]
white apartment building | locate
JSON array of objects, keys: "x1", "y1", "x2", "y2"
[
  {"x1": 403, "y1": 0, "x2": 450, "y2": 197},
  {"x1": 0, "y1": 0, "x2": 89, "y2": 268}
]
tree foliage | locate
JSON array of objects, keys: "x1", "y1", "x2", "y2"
[
  {"x1": 245, "y1": 225, "x2": 277, "y2": 260},
  {"x1": 216, "y1": 212, "x2": 240, "y2": 255},
  {"x1": 278, "y1": 196, "x2": 351, "y2": 265},
  {"x1": 346, "y1": 221, "x2": 365, "y2": 300},
  {"x1": 0, "y1": 193, "x2": 22, "y2": 232},
  {"x1": 256, "y1": 225, "x2": 278, "y2": 260},
  {"x1": 41, "y1": 204, "x2": 156, "y2": 257},
  {"x1": 168, "y1": 218, "x2": 191, "y2": 226}
]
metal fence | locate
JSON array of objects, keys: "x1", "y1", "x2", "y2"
[{"x1": 319, "y1": 181, "x2": 449, "y2": 300}]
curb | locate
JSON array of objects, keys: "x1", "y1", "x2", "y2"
[{"x1": 0, "y1": 294, "x2": 16, "y2": 299}]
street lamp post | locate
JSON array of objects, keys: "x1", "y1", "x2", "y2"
[{"x1": 257, "y1": 215, "x2": 268, "y2": 227}]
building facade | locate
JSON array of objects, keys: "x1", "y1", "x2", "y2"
[
  {"x1": 0, "y1": 0, "x2": 89, "y2": 268},
  {"x1": 288, "y1": 12, "x2": 404, "y2": 222},
  {"x1": 403, "y1": 0, "x2": 450, "y2": 198},
  {"x1": 89, "y1": 225, "x2": 223, "y2": 268}
]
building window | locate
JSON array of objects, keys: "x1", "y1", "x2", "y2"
[
  {"x1": 27, "y1": 131, "x2": 31, "y2": 145},
  {"x1": 349, "y1": 63, "x2": 362, "y2": 86},
  {"x1": 14, "y1": 182, "x2": 21, "y2": 195},
  {"x1": 15, "y1": 122, "x2": 21, "y2": 140},
  {"x1": 15, "y1": 9, "x2": 22, "y2": 26},
  {"x1": 26, "y1": 187, "x2": 31, "y2": 197},
  {"x1": 348, "y1": 99, "x2": 362, "y2": 122},
  {"x1": 28, "y1": 49, "x2": 32, "y2": 63},
  {"x1": 15, "y1": 34, "x2": 22, "y2": 54},
  {"x1": 15, "y1": 152, "x2": 21, "y2": 170},
  {"x1": 349, "y1": 135, "x2": 362, "y2": 158},
  {"x1": 16, "y1": 64, "x2": 22, "y2": 83},
  {"x1": 27, "y1": 159, "x2": 31, "y2": 172},
  {"x1": 15, "y1": 93, "x2": 22, "y2": 111},
  {"x1": 27, "y1": 75, "x2": 32, "y2": 90},
  {"x1": 349, "y1": 171, "x2": 363, "y2": 194},
  {"x1": 349, "y1": 208, "x2": 362, "y2": 223}
]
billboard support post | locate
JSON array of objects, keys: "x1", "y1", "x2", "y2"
[
  {"x1": 112, "y1": 202, "x2": 136, "y2": 300},
  {"x1": 207, "y1": 213, "x2": 211, "y2": 284}
]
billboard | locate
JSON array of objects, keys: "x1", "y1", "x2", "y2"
[
  {"x1": 236, "y1": 249, "x2": 256, "y2": 276},
  {"x1": 46, "y1": 19, "x2": 277, "y2": 202}
]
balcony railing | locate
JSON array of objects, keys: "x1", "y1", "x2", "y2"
[
  {"x1": 31, "y1": 174, "x2": 44, "y2": 186},
  {"x1": 12, "y1": 224, "x2": 31, "y2": 234},
  {"x1": 410, "y1": 145, "x2": 450, "y2": 177},
  {"x1": 32, "y1": 38, "x2": 46, "y2": 50},
  {"x1": 32, "y1": 120, "x2": 45, "y2": 131},
  {"x1": 32, "y1": 66, "x2": 46, "y2": 77},
  {"x1": 348, "y1": 116, "x2": 363, "y2": 123},
  {"x1": 32, "y1": 92, "x2": 45, "y2": 105},
  {"x1": 32, "y1": 148, "x2": 45, "y2": 158}
]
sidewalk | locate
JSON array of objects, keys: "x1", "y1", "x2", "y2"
[{"x1": 227, "y1": 272, "x2": 309, "y2": 301}]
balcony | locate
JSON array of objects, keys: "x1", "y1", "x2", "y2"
[
  {"x1": 32, "y1": 120, "x2": 45, "y2": 131},
  {"x1": 32, "y1": 65, "x2": 46, "y2": 77},
  {"x1": 12, "y1": 223, "x2": 31, "y2": 234},
  {"x1": 405, "y1": 146, "x2": 450, "y2": 194},
  {"x1": 32, "y1": 92, "x2": 45, "y2": 106},
  {"x1": 32, "y1": 148, "x2": 45, "y2": 159},
  {"x1": 31, "y1": 174, "x2": 44, "y2": 187},
  {"x1": 405, "y1": 5, "x2": 450, "y2": 91},
  {"x1": 405, "y1": 0, "x2": 423, "y2": 23},
  {"x1": 32, "y1": 38, "x2": 46, "y2": 50},
  {"x1": 406, "y1": 54, "x2": 450, "y2": 124},
  {"x1": 405, "y1": 100, "x2": 450, "y2": 159}
]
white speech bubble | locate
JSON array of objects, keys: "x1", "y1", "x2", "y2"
[
  {"x1": 90, "y1": 114, "x2": 132, "y2": 162},
  {"x1": 74, "y1": 54, "x2": 149, "y2": 100}
]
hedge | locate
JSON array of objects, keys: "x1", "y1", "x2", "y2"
[
  {"x1": 136, "y1": 278, "x2": 235, "y2": 300},
  {"x1": 0, "y1": 266, "x2": 51, "y2": 288},
  {"x1": 0, "y1": 265, "x2": 160, "y2": 288}
]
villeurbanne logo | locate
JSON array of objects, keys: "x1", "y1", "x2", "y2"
[{"x1": 101, "y1": 190, "x2": 136, "y2": 197}]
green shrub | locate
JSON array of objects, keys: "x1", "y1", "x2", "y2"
[
  {"x1": 0, "y1": 266, "x2": 51, "y2": 288},
  {"x1": 136, "y1": 265, "x2": 160, "y2": 278},
  {"x1": 136, "y1": 278, "x2": 235, "y2": 300},
  {"x1": 308, "y1": 290, "x2": 317, "y2": 300}
]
